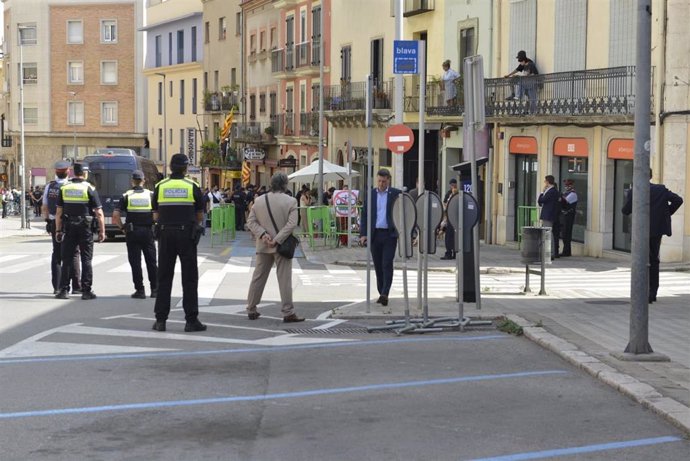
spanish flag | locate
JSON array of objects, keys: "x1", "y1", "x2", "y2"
[
  {"x1": 241, "y1": 161, "x2": 251, "y2": 187},
  {"x1": 220, "y1": 107, "x2": 235, "y2": 141}
]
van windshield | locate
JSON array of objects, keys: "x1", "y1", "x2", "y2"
[{"x1": 89, "y1": 169, "x2": 132, "y2": 198}]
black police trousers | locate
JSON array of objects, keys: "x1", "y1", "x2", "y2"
[
  {"x1": 50, "y1": 224, "x2": 81, "y2": 291},
  {"x1": 59, "y1": 223, "x2": 94, "y2": 293},
  {"x1": 154, "y1": 227, "x2": 199, "y2": 322},
  {"x1": 125, "y1": 225, "x2": 158, "y2": 291}
]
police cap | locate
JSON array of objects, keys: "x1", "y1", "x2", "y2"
[
  {"x1": 131, "y1": 170, "x2": 145, "y2": 180},
  {"x1": 54, "y1": 160, "x2": 70, "y2": 171},
  {"x1": 170, "y1": 153, "x2": 189, "y2": 167},
  {"x1": 72, "y1": 163, "x2": 89, "y2": 175}
]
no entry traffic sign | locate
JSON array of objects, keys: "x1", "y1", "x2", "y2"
[{"x1": 385, "y1": 124, "x2": 414, "y2": 154}]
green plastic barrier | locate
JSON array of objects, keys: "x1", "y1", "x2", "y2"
[
  {"x1": 221, "y1": 203, "x2": 236, "y2": 241},
  {"x1": 306, "y1": 205, "x2": 336, "y2": 249}
]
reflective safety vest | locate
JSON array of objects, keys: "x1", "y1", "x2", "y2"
[
  {"x1": 124, "y1": 188, "x2": 153, "y2": 213},
  {"x1": 156, "y1": 178, "x2": 196, "y2": 207},
  {"x1": 61, "y1": 181, "x2": 92, "y2": 204}
]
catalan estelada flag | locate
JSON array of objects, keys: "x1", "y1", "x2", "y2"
[
  {"x1": 220, "y1": 107, "x2": 235, "y2": 141},
  {"x1": 241, "y1": 161, "x2": 251, "y2": 187}
]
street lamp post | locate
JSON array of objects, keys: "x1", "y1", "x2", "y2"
[
  {"x1": 155, "y1": 73, "x2": 167, "y2": 172},
  {"x1": 69, "y1": 91, "x2": 78, "y2": 158},
  {"x1": 18, "y1": 27, "x2": 27, "y2": 229}
]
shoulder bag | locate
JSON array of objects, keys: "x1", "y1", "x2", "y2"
[{"x1": 265, "y1": 195, "x2": 299, "y2": 259}]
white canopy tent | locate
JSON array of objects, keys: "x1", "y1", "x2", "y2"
[{"x1": 287, "y1": 159, "x2": 359, "y2": 184}]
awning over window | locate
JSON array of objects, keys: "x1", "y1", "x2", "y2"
[
  {"x1": 607, "y1": 139, "x2": 634, "y2": 160},
  {"x1": 553, "y1": 137, "x2": 588, "y2": 157},
  {"x1": 509, "y1": 136, "x2": 538, "y2": 155}
]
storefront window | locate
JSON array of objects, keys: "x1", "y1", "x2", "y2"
[{"x1": 559, "y1": 157, "x2": 587, "y2": 242}]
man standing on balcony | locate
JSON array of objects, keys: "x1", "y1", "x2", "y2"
[
  {"x1": 441, "y1": 60, "x2": 461, "y2": 106},
  {"x1": 505, "y1": 51, "x2": 539, "y2": 113}
]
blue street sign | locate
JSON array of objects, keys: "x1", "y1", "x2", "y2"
[{"x1": 393, "y1": 40, "x2": 418, "y2": 74}]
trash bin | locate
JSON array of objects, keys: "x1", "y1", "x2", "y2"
[{"x1": 521, "y1": 226, "x2": 551, "y2": 264}]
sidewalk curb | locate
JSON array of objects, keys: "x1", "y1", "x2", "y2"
[{"x1": 507, "y1": 314, "x2": 690, "y2": 436}]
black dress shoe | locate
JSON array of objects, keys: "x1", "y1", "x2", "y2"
[
  {"x1": 648, "y1": 295, "x2": 657, "y2": 303},
  {"x1": 559, "y1": 253, "x2": 571, "y2": 257},
  {"x1": 283, "y1": 314, "x2": 305, "y2": 323},
  {"x1": 248, "y1": 312, "x2": 261, "y2": 320},
  {"x1": 81, "y1": 291, "x2": 97, "y2": 300},
  {"x1": 379, "y1": 295, "x2": 389, "y2": 306},
  {"x1": 375, "y1": 296, "x2": 384, "y2": 304},
  {"x1": 184, "y1": 320, "x2": 207, "y2": 332},
  {"x1": 440, "y1": 255, "x2": 456, "y2": 260},
  {"x1": 131, "y1": 289, "x2": 146, "y2": 299},
  {"x1": 152, "y1": 320, "x2": 166, "y2": 331},
  {"x1": 55, "y1": 290, "x2": 69, "y2": 299}
]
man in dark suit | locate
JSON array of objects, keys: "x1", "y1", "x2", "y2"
[
  {"x1": 359, "y1": 169, "x2": 401, "y2": 306},
  {"x1": 538, "y1": 175, "x2": 561, "y2": 260},
  {"x1": 622, "y1": 171, "x2": 683, "y2": 303}
]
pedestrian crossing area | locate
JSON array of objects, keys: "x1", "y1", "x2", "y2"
[{"x1": 1, "y1": 251, "x2": 689, "y2": 300}]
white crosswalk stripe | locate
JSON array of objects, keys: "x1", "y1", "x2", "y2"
[{"x1": 298, "y1": 263, "x2": 365, "y2": 287}]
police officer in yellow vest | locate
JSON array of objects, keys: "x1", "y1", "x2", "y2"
[
  {"x1": 151, "y1": 153, "x2": 206, "y2": 332},
  {"x1": 113, "y1": 170, "x2": 158, "y2": 299},
  {"x1": 55, "y1": 163, "x2": 105, "y2": 300}
]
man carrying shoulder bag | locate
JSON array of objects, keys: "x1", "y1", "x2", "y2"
[{"x1": 245, "y1": 172, "x2": 304, "y2": 323}]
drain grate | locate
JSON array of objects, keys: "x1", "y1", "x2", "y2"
[{"x1": 284, "y1": 327, "x2": 386, "y2": 335}]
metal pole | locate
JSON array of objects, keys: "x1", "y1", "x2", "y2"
[
  {"x1": 317, "y1": 3, "x2": 325, "y2": 204},
  {"x1": 19, "y1": 39, "x2": 27, "y2": 229},
  {"x1": 156, "y1": 73, "x2": 168, "y2": 172},
  {"x1": 458, "y1": 189, "x2": 465, "y2": 321},
  {"x1": 347, "y1": 139, "x2": 353, "y2": 248},
  {"x1": 626, "y1": 0, "x2": 653, "y2": 354},
  {"x1": 393, "y1": 0, "x2": 404, "y2": 189},
  {"x1": 366, "y1": 74, "x2": 374, "y2": 313},
  {"x1": 70, "y1": 92, "x2": 77, "y2": 158},
  {"x1": 418, "y1": 42, "x2": 428, "y2": 321}
]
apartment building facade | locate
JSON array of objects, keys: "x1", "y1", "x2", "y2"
[
  {"x1": 267, "y1": 0, "x2": 332, "y2": 192},
  {"x1": 2, "y1": 0, "x2": 145, "y2": 187},
  {"x1": 143, "y1": 0, "x2": 203, "y2": 179},
  {"x1": 490, "y1": 0, "x2": 689, "y2": 262},
  {"x1": 201, "y1": 0, "x2": 242, "y2": 189}
]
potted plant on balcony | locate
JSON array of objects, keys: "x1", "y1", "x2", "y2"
[
  {"x1": 264, "y1": 126, "x2": 275, "y2": 139},
  {"x1": 374, "y1": 88, "x2": 389, "y2": 109},
  {"x1": 221, "y1": 85, "x2": 232, "y2": 97},
  {"x1": 200, "y1": 140, "x2": 221, "y2": 167}
]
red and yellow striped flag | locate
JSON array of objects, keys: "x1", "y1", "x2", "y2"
[
  {"x1": 220, "y1": 107, "x2": 235, "y2": 141},
  {"x1": 241, "y1": 161, "x2": 251, "y2": 187}
]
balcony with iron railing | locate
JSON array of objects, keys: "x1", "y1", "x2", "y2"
[
  {"x1": 298, "y1": 112, "x2": 320, "y2": 137},
  {"x1": 232, "y1": 121, "x2": 277, "y2": 144},
  {"x1": 273, "y1": 113, "x2": 296, "y2": 137},
  {"x1": 204, "y1": 92, "x2": 239, "y2": 112},
  {"x1": 401, "y1": 66, "x2": 645, "y2": 121},
  {"x1": 485, "y1": 66, "x2": 643, "y2": 118},
  {"x1": 323, "y1": 80, "x2": 394, "y2": 112}
]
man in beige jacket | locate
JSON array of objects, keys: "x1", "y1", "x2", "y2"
[{"x1": 246, "y1": 172, "x2": 305, "y2": 322}]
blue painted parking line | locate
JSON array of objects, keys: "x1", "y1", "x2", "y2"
[
  {"x1": 0, "y1": 335, "x2": 507, "y2": 365},
  {"x1": 466, "y1": 435, "x2": 683, "y2": 460},
  {"x1": 0, "y1": 370, "x2": 566, "y2": 420}
]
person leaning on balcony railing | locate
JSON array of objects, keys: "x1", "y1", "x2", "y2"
[
  {"x1": 504, "y1": 51, "x2": 539, "y2": 106},
  {"x1": 441, "y1": 60, "x2": 461, "y2": 106}
]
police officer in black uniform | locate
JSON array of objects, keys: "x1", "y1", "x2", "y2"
[
  {"x1": 113, "y1": 170, "x2": 158, "y2": 299},
  {"x1": 55, "y1": 163, "x2": 105, "y2": 300},
  {"x1": 232, "y1": 185, "x2": 247, "y2": 230},
  {"x1": 151, "y1": 153, "x2": 206, "y2": 332},
  {"x1": 41, "y1": 160, "x2": 81, "y2": 294}
]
